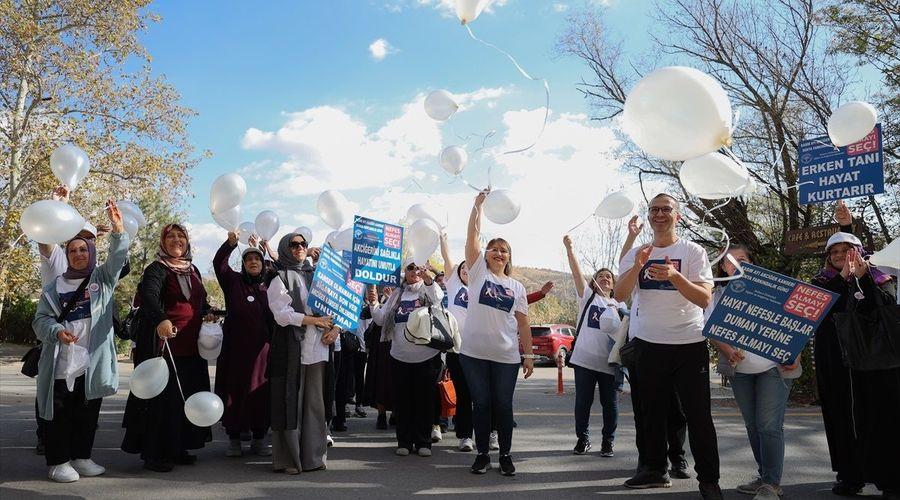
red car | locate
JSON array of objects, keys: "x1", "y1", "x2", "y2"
[{"x1": 520, "y1": 324, "x2": 576, "y2": 364}]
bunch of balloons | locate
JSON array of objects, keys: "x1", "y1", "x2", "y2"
[{"x1": 21, "y1": 144, "x2": 92, "y2": 244}]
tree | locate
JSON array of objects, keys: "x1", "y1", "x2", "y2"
[
  {"x1": 556, "y1": 0, "x2": 897, "y2": 276},
  {"x1": 0, "y1": 1, "x2": 202, "y2": 320}
]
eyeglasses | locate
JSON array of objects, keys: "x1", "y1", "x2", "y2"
[
  {"x1": 289, "y1": 241, "x2": 308, "y2": 249},
  {"x1": 649, "y1": 206, "x2": 675, "y2": 215}
]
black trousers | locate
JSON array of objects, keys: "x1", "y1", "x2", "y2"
[
  {"x1": 35, "y1": 398, "x2": 47, "y2": 443},
  {"x1": 446, "y1": 353, "x2": 473, "y2": 439},
  {"x1": 353, "y1": 350, "x2": 367, "y2": 406},
  {"x1": 333, "y1": 350, "x2": 355, "y2": 426},
  {"x1": 45, "y1": 376, "x2": 102, "y2": 466},
  {"x1": 630, "y1": 339, "x2": 719, "y2": 483},
  {"x1": 391, "y1": 354, "x2": 442, "y2": 450}
]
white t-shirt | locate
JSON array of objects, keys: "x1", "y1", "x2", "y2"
[
  {"x1": 460, "y1": 253, "x2": 528, "y2": 364},
  {"x1": 374, "y1": 283, "x2": 443, "y2": 364},
  {"x1": 53, "y1": 276, "x2": 92, "y2": 389},
  {"x1": 618, "y1": 238, "x2": 713, "y2": 345},
  {"x1": 40, "y1": 245, "x2": 67, "y2": 288},
  {"x1": 569, "y1": 289, "x2": 624, "y2": 375},
  {"x1": 445, "y1": 267, "x2": 470, "y2": 335},
  {"x1": 705, "y1": 287, "x2": 777, "y2": 374}
]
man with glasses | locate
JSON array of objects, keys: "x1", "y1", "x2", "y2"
[{"x1": 615, "y1": 194, "x2": 722, "y2": 500}]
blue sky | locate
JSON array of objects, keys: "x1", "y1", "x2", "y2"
[{"x1": 137, "y1": 0, "x2": 662, "y2": 273}]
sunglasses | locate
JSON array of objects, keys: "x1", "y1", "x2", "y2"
[
  {"x1": 406, "y1": 264, "x2": 419, "y2": 271},
  {"x1": 289, "y1": 241, "x2": 308, "y2": 249}
]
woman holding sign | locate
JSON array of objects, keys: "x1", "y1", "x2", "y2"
[
  {"x1": 461, "y1": 190, "x2": 534, "y2": 477},
  {"x1": 372, "y1": 258, "x2": 444, "y2": 457},
  {"x1": 266, "y1": 232, "x2": 337, "y2": 474},
  {"x1": 707, "y1": 245, "x2": 800, "y2": 500},
  {"x1": 812, "y1": 221, "x2": 899, "y2": 498}
]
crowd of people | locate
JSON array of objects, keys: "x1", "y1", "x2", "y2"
[{"x1": 27, "y1": 187, "x2": 899, "y2": 499}]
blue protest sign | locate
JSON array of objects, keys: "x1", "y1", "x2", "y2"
[
  {"x1": 307, "y1": 244, "x2": 364, "y2": 331},
  {"x1": 703, "y1": 264, "x2": 838, "y2": 364},
  {"x1": 349, "y1": 215, "x2": 404, "y2": 286},
  {"x1": 798, "y1": 124, "x2": 884, "y2": 204}
]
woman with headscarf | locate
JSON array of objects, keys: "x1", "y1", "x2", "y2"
[
  {"x1": 121, "y1": 223, "x2": 214, "y2": 472},
  {"x1": 812, "y1": 207, "x2": 899, "y2": 498},
  {"x1": 33, "y1": 201, "x2": 129, "y2": 483},
  {"x1": 213, "y1": 231, "x2": 274, "y2": 458},
  {"x1": 371, "y1": 257, "x2": 445, "y2": 457},
  {"x1": 266, "y1": 232, "x2": 336, "y2": 474}
]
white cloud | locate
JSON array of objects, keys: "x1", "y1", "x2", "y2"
[
  {"x1": 368, "y1": 38, "x2": 395, "y2": 61},
  {"x1": 553, "y1": 3, "x2": 568, "y2": 12},
  {"x1": 384, "y1": 0, "x2": 508, "y2": 18}
]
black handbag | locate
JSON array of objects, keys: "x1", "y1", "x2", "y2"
[
  {"x1": 618, "y1": 337, "x2": 640, "y2": 372},
  {"x1": 340, "y1": 330, "x2": 362, "y2": 353},
  {"x1": 21, "y1": 277, "x2": 91, "y2": 378},
  {"x1": 835, "y1": 282, "x2": 900, "y2": 371}
]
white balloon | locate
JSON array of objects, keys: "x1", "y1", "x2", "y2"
[
  {"x1": 254, "y1": 210, "x2": 280, "y2": 241},
  {"x1": 209, "y1": 173, "x2": 247, "y2": 214},
  {"x1": 184, "y1": 391, "x2": 224, "y2": 428},
  {"x1": 408, "y1": 218, "x2": 441, "y2": 265},
  {"x1": 483, "y1": 189, "x2": 521, "y2": 225},
  {"x1": 440, "y1": 146, "x2": 468, "y2": 175},
  {"x1": 238, "y1": 221, "x2": 256, "y2": 245},
  {"x1": 424, "y1": 90, "x2": 459, "y2": 121},
  {"x1": 317, "y1": 190, "x2": 348, "y2": 230},
  {"x1": 679, "y1": 152, "x2": 751, "y2": 200},
  {"x1": 455, "y1": 0, "x2": 491, "y2": 24},
  {"x1": 324, "y1": 230, "x2": 339, "y2": 248},
  {"x1": 212, "y1": 205, "x2": 241, "y2": 232},
  {"x1": 828, "y1": 101, "x2": 878, "y2": 147},
  {"x1": 122, "y1": 214, "x2": 139, "y2": 239},
  {"x1": 594, "y1": 191, "x2": 635, "y2": 219},
  {"x1": 869, "y1": 238, "x2": 900, "y2": 271},
  {"x1": 406, "y1": 202, "x2": 444, "y2": 227},
  {"x1": 333, "y1": 228, "x2": 354, "y2": 252},
  {"x1": 294, "y1": 226, "x2": 314, "y2": 245},
  {"x1": 20, "y1": 200, "x2": 85, "y2": 244},
  {"x1": 117, "y1": 200, "x2": 146, "y2": 227},
  {"x1": 622, "y1": 66, "x2": 732, "y2": 161},
  {"x1": 50, "y1": 144, "x2": 90, "y2": 190},
  {"x1": 129, "y1": 357, "x2": 169, "y2": 400},
  {"x1": 743, "y1": 177, "x2": 758, "y2": 197}
]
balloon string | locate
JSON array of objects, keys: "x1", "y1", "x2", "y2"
[
  {"x1": 713, "y1": 253, "x2": 746, "y2": 282},
  {"x1": 700, "y1": 198, "x2": 732, "y2": 225},
  {"x1": 163, "y1": 339, "x2": 186, "y2": 403},
  {"x1": 465, "y1": 25, "x2": 550, "y2": 158},
  {"x1": 567, "y1": 213, "x2": 595, "y2": 234},
  {"x1": 688, "y1": 222, "x2": 730, "y2": 276}
]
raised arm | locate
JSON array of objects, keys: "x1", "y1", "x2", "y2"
[
  {"x1": 96, "y1": 200, "x2": 129, "y2": 285},
  {"x1": 214, "y1": 232, "x2": 240, "y2": 286},
  {"x1": 465, "y1": 191, "x2": 488, "y2": 268},
  {"x1": 619, "y1": 215, "x2": 644, "y2": 263},
  {"x1": 563, "y1": 235, "x2": 586, "y2": 298},
  {"x1": 440, "y1": 232, "x2": 454, "y2": 276}
]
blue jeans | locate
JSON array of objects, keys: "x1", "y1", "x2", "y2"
[
  {"x1": 731, "y1": 368, "x2": 793, "y2": 485},
  {"x1": 573, "y1": 365, "x2": 618, "y2": 443},
  {"x1": 460, "y1": 354, "x2": 519, "y2": 455}
]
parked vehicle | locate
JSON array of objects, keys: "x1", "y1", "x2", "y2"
[{"x1": 520, "y1": 324, "x2": 576, "y2": 364}]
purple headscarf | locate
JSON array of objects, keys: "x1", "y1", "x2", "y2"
[
  {"x1": 814, "y1": 242, "x2": 892, "y2": 286},
  {"x1": 62, "y1": 237, "x2": 96, "y2": 280}
]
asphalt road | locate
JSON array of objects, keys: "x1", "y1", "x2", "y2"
[{"x1": 0, "y1": 346, "x2": 883, "y2": 499}]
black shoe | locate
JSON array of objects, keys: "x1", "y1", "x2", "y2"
[
  {"x1": 240, "y1": 431, "x2": 251, "y2": 442},
  {"x1": 144, "y1": 459, "x2": 175, "y2": 472},
  {"x1": 331, "y1": 422, "x2": 348, "y2": 432},
  {"x1": 699, "y1": 482, "x2": 724, "y2": 500},
  {"x1": 499, "y1": 454, "x2": 516, "y2": 476},
  {"x1": 599, "y1": 440, "x2": 614, "y2": 457},
  {"x1": 376, "y1": 414, "x2": 387, "y2": 430},
  {"x1": 670, "y1": 459, "x2": 691, "y2": 479},
  {"x1": 354, "y1": 406, "x2": 367, "y2": 418},
  {"x1": 624, "y1": 471, "x2": 672, "y2": 489},
  {"x1": 832, "y1": 481, "x2": 864, "y2": 496},
  {"x1": 573, "y1": 438, "x2": 591, "y2": 455},
  {"x1": 470, "y1": 453, "x2": 491, "y2": 474},
  {"x1": 174, "y1": 452, "x2": 197, "y2": 465}
]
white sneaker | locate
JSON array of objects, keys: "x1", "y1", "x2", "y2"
[
  {"x1": 395, "y1": 447, "x2": 410, "y2": 456},
  {"x1": 753, "y1": 484, "x2": 782, "y2": 500},
  {"x1": 48, "y1": 462, "x2": 80, "y2": 483},
  {"x1": 459, "y1": 438, "x2": 474, "y2": 452},
  {"x1": 489, "y1": 431, "x2": 500, "y2": 451},
  {"x1": 431, "y1": 425, "x2": 443, "y2": 443},
  {"x1": 326, "y1": 435, "x2": 334, "y2": 447},
  {"x1": 418, "y1": 447, "x2": 432, "y2": 457},
  {"x1": 70, "y1": 458, "x2": 105, "y2": 477}
]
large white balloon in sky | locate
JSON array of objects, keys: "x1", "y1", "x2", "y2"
[
  {"x1": 679, "y1": 153, "x2": 751, "y2": 200},
  {"x1": 50, "y1": 144, "x2": 90, "y2": 190},
  {"x1": 424, "y1": 90, "x2": 459, "y2": 121},
  {"x1": 317, "y1": 190, "x2": 349, "y2": 230},
  {"x1": 483, "y1": 189, "x2": 521, "y2": 225},
  {"x1": 622, "y1": 66, "x2": 733, "y2": 161},
  {"x1": 440, "y1": 146, "x2": 468, "y2": 176},
  {"x1": 212, "y1": 205, "x2": 241, "y2": 232},
  {"x1": 209, "y1": 173, "x2": 247, "y2": 214},
  {"x1": 406, "y1": 202, "x2": 444, "y2": 227},
  {"x1": 594, "y1": 191, "x2": 635, "y2": 219},
  {"x1": 20, "y1": 200, "x2": 85, "y2": 244},
  {"x1": 828, "y1": 101, "x2": 878, "y2": 147},
  {"x1": 294, "y1": 226, "x2": 314, "y2": 245},
  {"x1": 254, "y1": 210, "x2": 280, "y2": 241},
  {"x1": 238, "y1": 221, "x2": 256, "y2": 245},
  {"x1": 456, "y1": 0, "x2": 491, "y2": 24},
  {"x1": 408, "y1": 218, "x2": 441, "y2": 265}
]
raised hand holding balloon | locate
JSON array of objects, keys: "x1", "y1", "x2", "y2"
[{"x1": 50, "y1": 144, "x2": 91, "y2": 191}]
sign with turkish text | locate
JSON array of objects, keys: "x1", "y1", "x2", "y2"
[
  {"x1": 350, "y1": 215, "x2": 404, "y2": 287},
  {"x1": 798, "y1": 124, "x2": 884, "y2": 204},
  {"x1": 783, "y1": 221, "x2": 869, "y2": 256},
  {"x1": 308, "y1": 244, "x2": 364, "y2": 331}
]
